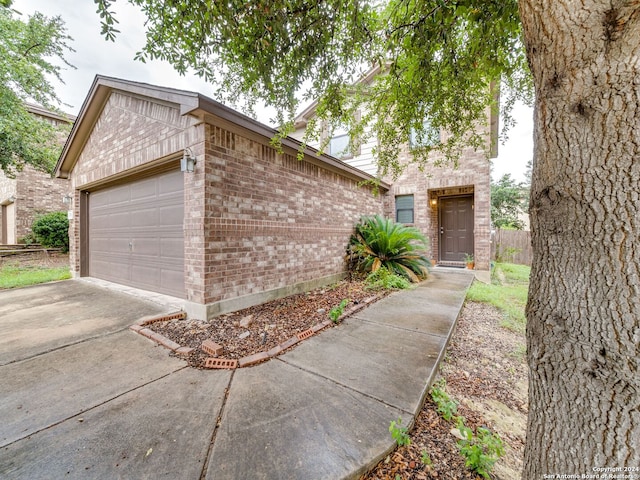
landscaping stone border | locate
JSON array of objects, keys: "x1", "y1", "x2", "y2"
[{"x1": 129, "y1": 294, "x2": 382, "y2": 369}]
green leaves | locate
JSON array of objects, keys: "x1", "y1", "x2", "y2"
[
  {"x1": 389, "y1": 417, "x2": 411, "y2": 446},
  {"x1": 430, "y1": 380, "x2": 458, "y2": 421},
  {"x1": 92, "y1": 0, "x2": 533, "y2": 178},
  {"x1": 329, "y1": 298, "x2": 350, "y2": 323},
  {"x1": 347, "y1": 215, "x2": 431, "y2": 282},
  {"x1": 457, "y1": 423, "x2": 505, "y2": 479},
  {"x1": 491, "y1": 173, "x2": 527, "y2": 229},
  {"x1": 31, "y1": 211, "x2": 69, "y2": 252},
  {"x1": 0, "y1": 6, "x2": 73, "y2": 175}
]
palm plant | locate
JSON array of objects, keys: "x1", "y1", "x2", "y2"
[{"x1": 347, "y1": 215, "x2": 431, "y2": 282}]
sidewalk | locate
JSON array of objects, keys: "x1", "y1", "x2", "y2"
[{"x1": 0, "y1": 268, "x2": 473, "y2": 480}]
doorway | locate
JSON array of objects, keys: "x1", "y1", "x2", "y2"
[{"x1": 439, "y1": 195, "x2": 474, "y2": 262}]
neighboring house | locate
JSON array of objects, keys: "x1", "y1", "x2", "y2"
[
  {"x1": 290, "y1": 67, "x2": 497, "y2": 271},
  {"x1": 0, "y1": 105, "x2": 73, "y2": 245},
  {"x1": 55, "y1": 76, "x2": 387, "y2": 320}
]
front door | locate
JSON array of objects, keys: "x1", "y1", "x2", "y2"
[{"x1": 439, "y1": 195, "x2": 474, "y2": 262}]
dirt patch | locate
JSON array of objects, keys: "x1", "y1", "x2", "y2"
[
  {"x1": 362, "y1": 301, "x2": 528, "y2": 480},
  {"x1": 151, "y1": 280, "x2": 389, "y2": 368},
  {"x1": 0, "y1": 251, "x2": 69, "y2": 269}
]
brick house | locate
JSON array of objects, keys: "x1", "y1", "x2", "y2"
[
  {"x1": 290, "y1": 67, "x2": 497, "y2": 271},
  {"x1": 0, "y1": 105, "x2": 73, "y2": 244},
  {"x1": 55, "y1": 76, "x2": 387, "y2": 320}
]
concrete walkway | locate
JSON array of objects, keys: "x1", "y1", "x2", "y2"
[{"x1": 0, "y1": 269, "x2": 472, "y2": 480}]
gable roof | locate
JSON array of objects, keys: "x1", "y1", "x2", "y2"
[{"x1": 54, "y1": 75, "x2": 389, "y2": 188}]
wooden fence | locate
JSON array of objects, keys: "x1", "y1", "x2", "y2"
[{"x1": 491, "y1": 229, "x2": 533, "y2": 266}]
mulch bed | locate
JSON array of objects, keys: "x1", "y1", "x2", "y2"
[
  {"x1": 363, "y1": 400, "x2": 487, "y2": 480},
  {"x1": 151, "y1": 280, "x2": 390, "y2": 368}
]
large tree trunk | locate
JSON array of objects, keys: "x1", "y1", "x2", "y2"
[{"x1": 518, "y1": 1, "x2": 640, "y2": 477}]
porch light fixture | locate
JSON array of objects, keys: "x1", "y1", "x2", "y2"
[
  {"x1": 181, "y1": 147, "x2": 197, "y2": 173},
  {"x1": 8, "y1": 195, "x2": 16, "y2": 203},
  {"x1": 430, "y1": 198, "x2": 437, "y2": 207},
  {"x1": 62, "y1": 194, "x2": 72, "y2": 205}
]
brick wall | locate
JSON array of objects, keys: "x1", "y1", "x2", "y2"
[
  {"x1": 387, "y1": 142, "x2": 492, "y2": 270},
  {"x1": 0, "y1": 111, "x2": 71, "y2": 244},
  {"x1": 14, "y1": 166, "x2": 69, "y2": 241},
  {"x1": 200, "y1": 123, "x2": 384, "y2": 304}
]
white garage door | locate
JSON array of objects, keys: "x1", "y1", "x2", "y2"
[{"x1": 88, "y1": 169, "x2": 185, "y2": 298}]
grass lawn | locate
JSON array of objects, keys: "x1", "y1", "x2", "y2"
[
  {"x1": 0, "y1": 263, "x2": 71, "y2": 289},
  {"x1": 466, "y1": 262, "x2": 530, "y2": 332}
]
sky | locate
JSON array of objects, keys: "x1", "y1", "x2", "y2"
[{"x1": 12, "y1": 0, "x2": 534, "y2": 183}]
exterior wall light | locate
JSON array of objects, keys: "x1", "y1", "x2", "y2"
[
  {"x1": 430, "y1": 198, "x2": 437, "y2": 207},
  {"x1": 62, "y1": 194, "x2": 72, "y2": 205},
  {"x1": 181, "y1": 147, "x2": 197, "y2": 173},
  {"x1": 8, "y1": 195, "x2": 16, "y2": 203}
]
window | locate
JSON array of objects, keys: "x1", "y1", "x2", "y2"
[
  {"x1": 329, "y1": 128, "x2": 351, "y2": 159},
  {"x1": 409, "y1": 118, "x2": 440, "y2": 148},
  {"x1": 396, "y1": 195, "x2": 414, "y2": 224},
  {"x1": 325, "y1": 110, "x2": 361, "y2": 159}
]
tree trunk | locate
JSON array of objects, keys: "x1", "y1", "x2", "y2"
[{"x1": 518, "y1": 1, "x2": 640, "y2": 477}]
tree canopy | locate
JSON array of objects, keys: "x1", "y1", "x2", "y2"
[
  {"x1": 0, "y1": 2, "x2": 73, "y2": 176},
  {"x1": 95, "y1": 0, "x2": 532, "y2": 178}
]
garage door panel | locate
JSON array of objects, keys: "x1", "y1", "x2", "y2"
[
  {"x1": 91, "y1": 257, "x2": 129, "y2": 280},
  {"x1": 159, "y1": 204, "x2": 183, "y2": 224},
  {"x1": 88, "y1": 170, "x2": 185, "y2": 298},
  {"x1": 130, "y1": 238, "x2": 160, "y2": 256},
  {"x1": 131, "y1": 208, "x2": 159, "y2": 227},
  {"x1": 130, "y1": 177, "x2": 158, "y2": 200},
  {"x1": 158, "y1": 172, "x2": 184, "y2": 194},
  {"x1": 160, "y1": 237, "x2": 183, "y2": 258}
]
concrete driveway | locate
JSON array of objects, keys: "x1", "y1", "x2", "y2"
[
  {"x1": 0, "y1": 280, "x2": 231, "y2": 479},
  {"x1": 0, "y1": 271, "x2": 472, "y2": 480},
  {"x1": 0, "y1": 281, "x2": 171, "y2": 365}
]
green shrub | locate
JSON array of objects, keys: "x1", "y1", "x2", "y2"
[
  {"x1": 347, "y1": 215, "x2": 431, "y2": 282},
  {"x1": 430, "y1": 380, "x2": 458, "y2": 421},
  {"x1": 329, "y1": 298, "x2": 350, "y2": 323},
  {"x1": 18, "y1": 233, "x2": 38, "y2": 245},
  {"x1": 389, "y1": 417, "x2": 411, "y2": 446},
  {"x1": 456, "y1": 419, "x2": 505, "y2": 479},
  {"x1": 31, "y1": 211, "x2": 69, "y2": 252},
  {"x1": 365, "y1": 267, "x2": 412, "y2": 290}
]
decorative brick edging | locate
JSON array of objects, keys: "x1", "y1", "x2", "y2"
[
  {"x1": 130, "y1": 294, "x2": 384, "y2": 369},
  {"x1": 130, "y1": 311, "x2": 195, "y2": 355}
]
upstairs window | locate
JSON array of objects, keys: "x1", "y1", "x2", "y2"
[
  {"x1": 409, "y1": 118, "x2": 440, "y2": 148},
  {"x1": 326, "y1": 110, "x2": 361, "y2": 159},
  {"x1": 329, "y1": 124, "x2": 352, "y2": 159},
  {"x1": 396, "y1": 195, "x2": 414, "y2": 224}
]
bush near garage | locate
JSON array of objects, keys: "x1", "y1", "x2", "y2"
[{"x1": 31, "y1": 211, "x2": 69, "y2": 252}]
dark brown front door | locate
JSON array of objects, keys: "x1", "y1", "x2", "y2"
[{"x1": 439, "y1": 195, "x2": 474, "y2": 262}]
